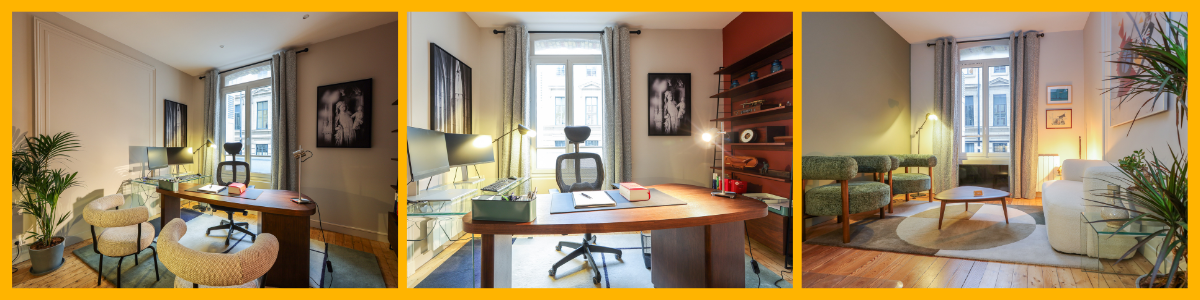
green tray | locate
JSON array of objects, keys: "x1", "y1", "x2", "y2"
[{"x1": 471, "y1": 195, "x2": 536, "y2": 222}]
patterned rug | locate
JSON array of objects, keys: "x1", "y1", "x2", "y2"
[{"x1": 805, "y1": 200, "x2": 1084, "y2": 268}]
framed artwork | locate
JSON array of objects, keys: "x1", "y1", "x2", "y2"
[
  {"x1": 317, "y1": 78, "x2": 373, "y2": 148},
  {"x1": 1109, "y1": 12, "x2": 1175, "y2": 127},
  {"x1": 164, "y1": 99, "x2": 187, "y2": 147},
  {"x1": 429, "y1": 43, "x2": 473, "y2": 134},
  {"x1": 1047, "y1": 85, "x2": 1072, "y2": 104},
  {"x1": 1046, "y1": 109, "x2": 1072, "y2": 129},
  {"x1": 648, "y1": 73, "x2": 691, "y2": 136}
]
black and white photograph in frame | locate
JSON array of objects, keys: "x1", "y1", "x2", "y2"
[
  {"x1": 164, "y1": 99, "x2": 187, "y2": 147},
  {"x1": 648, "y1": 73, "x2": 691, "y2": 136},
  {"x1": 429, "y1": 43, "x2": 473, "y2": 133},
  {"x1": 317, "y1": 78, "x2": 372, "y2": 148}
]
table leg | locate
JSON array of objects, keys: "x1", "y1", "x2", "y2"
[
  {"x1": 652, "y1": 221, "x2": 745, "y2": 288},
  {"x1": 159, "y1": 194, "x2": 180, "y2": 226},
  {"x1": 1000, "y1": 198, "x2": 1010, "y2": 224},
  {"x1": 261, "y1": 213, "x2": 310, "y2": 288},
  {"x1": 479, "y1": 234, "x2": 512, "y2": 288},
  {"x1": 938, "y1": 201, "x2": 947, "y2": 230}
]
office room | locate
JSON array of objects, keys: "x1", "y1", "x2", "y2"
[
  {"x1": 405, "y1": 12, "x2": 794, "y2": 288},
  {"x1": 11, "y1": 12, "x2": 398, "y2": 288}
]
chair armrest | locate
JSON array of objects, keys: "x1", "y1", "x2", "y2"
[
  {"x1": 801, "y1": 156, "x2": 857, "y2": 181},
  {"x1": 848, "y1": 156, "x2": 892, "y2": 174},
  {"x1": 895, "y1": 154, "x2": 938, "y2": 168},
  {"x1": 235, "y1": 233, "x2": 279, "y2": 284}
]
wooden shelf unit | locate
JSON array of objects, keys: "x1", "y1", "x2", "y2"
[
  {"x1": 713, "y1": 32, "x2": 793, "y2": 77},
  {"x1": 710, "y1": 105, "x2": 792, "y2": 122},
  {"x1": 708, "y1": 69, "x2": 792, "y2": 99},
  {"x1": 709, "y1": 167, "x2": 791, "y2": 183}
]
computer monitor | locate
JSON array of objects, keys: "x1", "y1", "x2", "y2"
[
  {"x1": 147, "y1": 147, "x2": 168, "y2": 170},
  {"x1": 407, "y1": 126, "x2": 451, "y2": 181},
  {"x1": 444, "y1": 133, "x2": 495, "y2": 167},
  {"x1": 166, "y1": 147, "x2": 194, "y2": 165}
]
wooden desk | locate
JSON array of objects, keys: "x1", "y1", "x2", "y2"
[
  {"x1": 463, "y1": 184, "x2": 768, "y2": 288},
  {"x1": 158, "y1": 183, "x2": 317, "y2": 288}
]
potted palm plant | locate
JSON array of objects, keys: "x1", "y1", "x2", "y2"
[
  {"x1": 12, "y1": 132, "x2": 81, "y2": 275},
  {"x1": 1093, "y1": 13, "x2": 1187, "y2": 288}
]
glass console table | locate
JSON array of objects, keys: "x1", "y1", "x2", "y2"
[{"x1": 1080, "y1": 211, "x2": 1166, "y2": 274}]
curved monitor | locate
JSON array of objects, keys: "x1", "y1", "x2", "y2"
[
  {"x1": 444, "y1": 133, "x2": 495, "y2": 167},
  {"x1": 147, "y1": 147, "x2": 168, "y2": 170},
  {"x1": 407, "y1": 127, "x2": 451, "y2": 181}
]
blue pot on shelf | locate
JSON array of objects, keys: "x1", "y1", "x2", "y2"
[
  {"x1": 749, "y1": 71, "x2": 758, "y2": 81},
  {"x1": 771, "y1": 60, "x2": 783, "y2": 73},
  {"x1": 730, "y1": 80, "x2": 739, "y2": 89}
]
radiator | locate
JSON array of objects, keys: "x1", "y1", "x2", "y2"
[{"x1": 1036, "y1": 154, "x2": 1061, "y2": 192}]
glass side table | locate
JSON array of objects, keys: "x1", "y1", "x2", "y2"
[{"x1": 1080, "y1": 211, "x2": 1166, "y2": 274}]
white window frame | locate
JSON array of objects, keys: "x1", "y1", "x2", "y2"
[
  {"x1": 529, "y1": 33, "x2": 604, "y2": 174},
  {"x1": 960, "y1": 41, "x2": 1011, "y2": 161},
  {"x1": 219, "y1": 61, "x2": 274, "y2": 185}
]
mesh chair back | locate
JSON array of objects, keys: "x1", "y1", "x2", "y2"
[
  {"x1": 556, "y1": 152, "x2": 604, "y2": 192},
  {"x1": 217, "y1": 161, "x2": 251, "y2": 186}
]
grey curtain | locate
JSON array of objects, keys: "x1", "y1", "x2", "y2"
[
  {"x1": 199, "y1": 69, "x2": 220, "y2": 178},
  {"x1": 498, "y1": 25, "x2": 530, "y2": 178},
  {"x1": 270, "y1": 49, "x2": 299, "y2": 191},
  {"x1": 1009, "y1": 31, "x2": 1040, "y2": 199},
  {"x1": 931, "y1": 37, "x2": 960, "y2": 193},
  {"x1": 600, "y1": 26, "x2": 633, "y2": 187}
]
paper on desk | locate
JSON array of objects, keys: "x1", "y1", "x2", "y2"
[{"x1": 572, "y1": 191, "x2": 615, "y2": 208}]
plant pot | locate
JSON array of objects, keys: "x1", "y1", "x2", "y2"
[
  {"x1": 28, "y1": 237, "x2": 66, "y2": 275},
  {"x1": 1136, "y1": 273, "x2": 1187, "y2": 288}
]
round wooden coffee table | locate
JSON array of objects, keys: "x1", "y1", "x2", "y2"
[{"x1": 932, "y1": 186, "x2": 1010, "y2": 230}]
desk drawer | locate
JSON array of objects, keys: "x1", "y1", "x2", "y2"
[{"x1": 746, "y1": 212, "x2": 790, "y2": 255}]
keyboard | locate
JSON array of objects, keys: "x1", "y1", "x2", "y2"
[{"x1": 481, "y1": 178, "x2": 518, "y2": 193}]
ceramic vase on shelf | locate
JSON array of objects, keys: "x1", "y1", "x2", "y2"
[
  {"x1": 771, "y1": 60, "x2": 783, "y2": 73},
  {"x1": 730, "y1": 80, "x2": 739, "y2": 89},
  {"x1": 749, "y1": 71, "x2": 758, "y2": 81}
]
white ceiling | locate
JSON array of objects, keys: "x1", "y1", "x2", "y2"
[
  {"x1": 59, "y1": 12, "x2": 398, "y2": 76},
  {"x1": 465, "y1": 12, "x2": 741, "y2": 31},
  {"x1": 874, "y1": 12, "x2": 1091, "y2": 44}
]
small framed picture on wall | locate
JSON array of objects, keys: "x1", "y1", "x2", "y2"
[
  {"x1": 1047, "y1": 85, "x2": 1072, "y2": 104},
  {"x1": 1046, "y1": 109, "x2": 1072, "y2": 129}
]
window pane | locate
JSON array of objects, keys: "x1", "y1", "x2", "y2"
[
  {"x1": 536, "y1": 148, "x2": 565, "y2": 170},
  {"x1": 533, "y1": 39, "x2": 602, "y2": 55},
  {"x1": 573, "y1": 65, "x2": 604, "y2": 140},
  {"x1": 962, "y1": 67, "x2": 982, "y2": 137},
  {"x1": 535, "y1": 64, "x2": 567, "y2": 149},
  {"x1": 960, "y1": 45, "x2": 1010, "y2": 61},
  {"x1": 224, "y1": 91, "x2": 245, "y2": 144},
  {"x1": 224, "y1": 65, "x2": 272, "y2": 86},
  {"x1": 963, "y1": 138, "x2": 982, "y2": 153}
]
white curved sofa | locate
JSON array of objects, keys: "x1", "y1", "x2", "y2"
[{"x1": 1041, "y1": 159, "x2": 1139, "y2": 259}]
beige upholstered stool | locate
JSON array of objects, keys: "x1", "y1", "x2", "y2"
[
  {"x1": 82, "y1": 193, "x2": 159, "y2": 288},
  {"x1": 158, "y1": 218, "x2": 279, "y2": 288}
]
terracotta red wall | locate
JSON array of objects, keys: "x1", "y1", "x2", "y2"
[{"x1": 720, "y1": 12, "x2": 794, "y2": 197}]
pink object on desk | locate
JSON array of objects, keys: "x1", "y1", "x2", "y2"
[{"x1": 227, "y1": 183, "x2": 247, "y2": 195}]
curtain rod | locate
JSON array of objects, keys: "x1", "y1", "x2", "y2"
[
  {"x1": 492, "y1": 30, "x2": 642, "y2": 35},
  {"x1": 925, "y1": 33, "x2": 1044, "y2": 47},
  {"x1": 199, "y1": 48, "x2": 308, "y2": 79}
]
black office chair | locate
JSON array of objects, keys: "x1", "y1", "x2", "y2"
[
  {"x1": 206, "y1": 142, "x2": 257, "y2": 246},
  {"x1": 549, "y1": 126, "x2": 622, "y2": 284}
]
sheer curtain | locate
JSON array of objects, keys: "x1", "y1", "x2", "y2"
[
  {"x1": 600, "y1": 26, "x2": 633, "y2": 187},
  {"x1": 270, "y1": 49, "x2": 299, "y2": 191},
  {"x1": 199, "y1": 69, "x2": 220, "y2": 178},
  {"x1": 1009, "y1": 31, "x2": 1041, "y2": 199},
  {"x1": 931, "y1": 37, "x2": 960, "y2": 193},
  {"x1": 498, "y1": 25, "x2": 530, "y2": 178}
]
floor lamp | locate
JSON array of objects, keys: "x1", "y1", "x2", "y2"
[
  {"x1": 911, "y1": 113, "x2": 938, "y2": 197},
  {"x1": 702, "y1": 123, "x2": 735, "y2": 198}
]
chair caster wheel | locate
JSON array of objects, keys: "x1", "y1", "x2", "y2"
[
  {"x1": 549, "y1": 270, "x2": 556, "y2": 276},
  {"x1": 616, "y1": 254, "x2": 622, "y2": 260},
  {"x1": 593, "y1": 277, "x2": 601, "y2": 284},
  {"x1": 555, "y1": 246, "x2": 562, "y2": 251}
]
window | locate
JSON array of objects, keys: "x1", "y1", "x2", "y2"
[
  {"x1": 220, "y1": 61, "x2": 275, "y2": 187},
  {"x1": 531, "y1": 35, "x2": 605, "y2": 172},
  {"x1": 960, "y1": 42, "x2": 1010, "y2": 160},
  {"x1": 255, "y1": 101, "x2": 269, "y2": 129}
]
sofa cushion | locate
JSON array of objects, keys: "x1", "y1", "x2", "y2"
[
  {"x1": 1061, "y1": 159, "x2": 1113, "y2": 182},
  {"x1": 1042, "y1": 179, "x2": 1085, "y2": 254}
]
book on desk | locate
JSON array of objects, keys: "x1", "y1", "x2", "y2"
[{"x1": 572, "y1": 191, "x2": 615, "y2": 208}]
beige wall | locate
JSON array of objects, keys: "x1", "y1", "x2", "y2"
[
  {"x1": 294, "y1": 21, "x2": 398, "y2": 241},
  {"x1": 1082, "y1": 12, "x2": 1105, "y2": 160},
  {"x1": 802, "y1": 12, "x2": 912, "y2": 156},
  {"x1": 11, "y1": 12, "x2": 199, "y2": 257}
]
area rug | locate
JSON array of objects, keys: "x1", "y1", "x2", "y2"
[
  {"x1": 805, "y1": 201, "x2": 1083, "y2": 268},
  {"x1": 414, "y1": 234, "x2": 792, "y2": 288},
  {"x1": 74, "y1": 214, "x2": 387, "y2": 288}
]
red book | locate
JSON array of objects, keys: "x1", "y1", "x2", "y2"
[
  {"x1": 619, "y1": 182, "x2": 651, "y2": 201},
  {"x1": 227, "y1": 183, "x2": 247, "y2": 195}
]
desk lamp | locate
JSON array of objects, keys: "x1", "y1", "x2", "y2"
[
  {"x1": 702, "y1": 122, "x2": 736, "y2": 198},
  {"x1": 478, "y1": 124, "x2": 535, "y2": 180},
  {"x1": 291, "y1": 146, "x2": 314, "y2": 204}
]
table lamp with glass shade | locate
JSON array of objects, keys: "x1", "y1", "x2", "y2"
[
  {"x1": 702, "y1": 123, "x2": 736, "y2": 198},
  {"x1": 911, "y1": 113, "x2": 938, "y2": 197}
]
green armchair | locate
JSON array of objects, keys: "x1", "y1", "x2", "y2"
[
  {"x1": 888, "y1": 154, "x2": 938, "y2": 203},
  {"x1": 802, "y1": 156, "x2": 892, "y2": 243}
]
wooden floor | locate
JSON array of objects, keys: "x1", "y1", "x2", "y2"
[
  {"x1": 13, "y1": 224, "x2": 397, "y2": 288},
  {"x1": 407, "y1": 232, "x2": 793, "y2": 288},
  {"x1": 802, "y1": 196, "x2": 1147, "y2": 288}
]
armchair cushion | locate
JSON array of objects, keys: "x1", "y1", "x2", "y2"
[
  {"x1": 95, "y1": 222, "x2": 155, "y2": 257},
  {"x1": 894, "y1": 154, "x2": 938, "y2": 168},
  {"x1": 887, "y1": 173, "x2": 932, "y2": 194},
  {"x1": 801, "y1": 156, "x2": 857, "y2": 181},
  {"x1": 803, "y1": 181, "x2": 891, "y2": 216},
  {"x1": 83, "y1": 194, "x2": 150, "y2": 228},
  {"x1": 158, "y1": 219, "x2": 279, "y2": 287},
  {"x1": 848, "y1": 156, "x2": 892, "y2": 174}
]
